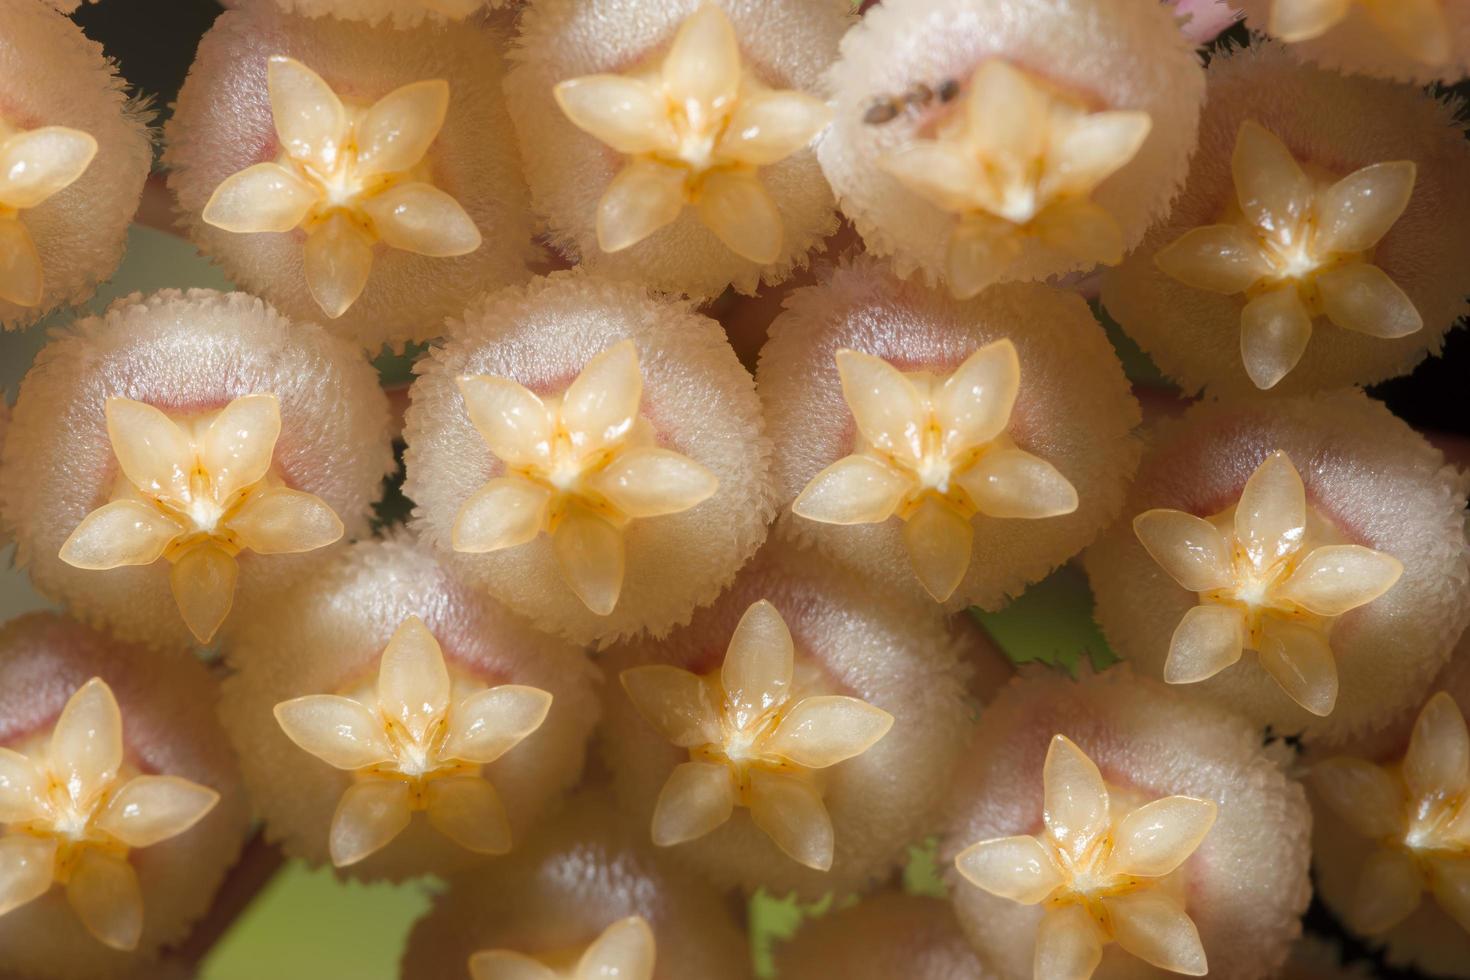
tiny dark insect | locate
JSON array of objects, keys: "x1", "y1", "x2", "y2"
[{"x1": 863, "y1": 79, "x2": 961, "y2": 125}]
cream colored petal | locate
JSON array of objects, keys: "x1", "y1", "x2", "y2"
[
  {"x1": 650, "y1": 760, "x2": 736, "y2": 847},
  {"x1": 953, "y1": 835, "x2": 1064, "y2": 905},
  {"x1": 1235, "y1": 451, "x2": 1307, "y2": 573},
  {"x1": 577, "y1": 915, "x2": 656, "y2": 980},
  {"x1": 722, "y1": 598, "x2": 794, "y2": 728},
  {"x1": 456, "y1": 375, "x2": 553, "y2": 468},
  {"x1": 721, "y1": 90, "x2": 830, "y2": 166},
  {"x1": 1030, "y1": 199, "x2": 1125, "y2": 268},
  {"x1": 1043, "y1": 734, "x2": 1109, "y2": 861},
  {"x1": 425, "y1": 777, "x2": 512, "y2": 855},
  {"x1": 443, "y1": 685, "x2": 553, "y2": 765},
  {"x1": 597, "y1": 159, "x2": 688, "y2": 254},
  {"x1": 272, "y1": 695, "x2": 395, "y2": 770},
  {"x1": 169, "y1": 543, "x2": 238, "y2": 644},
  {"x1": 834, "y1": 348, "x2": 926, "y2": 466},
  {"x1": 946, "y1": 216, "x2": 1022, "y2": 300},
  {"x1": 201, "y1": 393, "x2": 281, "y2": 501},
  {"x1": 1131, "y1": 509, "x2": 1234, "y2": 593},
  {"x1": 1364, "y1": 0, "x2": 1451, "y2": 65},
  {"x1": 965, "y1": 60, "x2": 1050, "y2": 163},
  {"x1": 452, "y1": 477, "x2": 551, "y2": 554},
  {"x1": 1103, "y1": 889, "x2": 1208, "y2": 976},
  {"x1": 1164, "y1": 604, "x2": 1245, "y2": 685},
  {"x1": 0, "y1": 126, "x2": 97, "y2": 209},
  {"x1": 1232, "y1": 121, "x2": 1312, "y2": 239},
  {"x1": 105, "y1": 397, "x2": 192, "y2": 502},
  {"x1": 0, "y1": 747, "x2": 45, "y2": 823},
  {"x1": 562, "y1": 340, "x2": 643, "y2": 456},
  {"x1": 765, "y1": 695, "x2": 893, "y2": 770},
  {"x1": 1155, "y1": 224, "x2": 1273, "y2": 294},
  {"x1": 1403, "y1": 691, "x2": 1469, "y2": 806},
  {"x1": 1430, "y1": 856, "x2": 1470, "y2": 934},
  {"x1": 0, "y1": 835, "x2": 56, "y2": 918},
  {"x1": 65, "y1": 850, "x2": 142, "y2": 951},
  {"x1": 1278, "y1": 544, "x2": 1402, "y2": 617},
  {"x1": 1351, "y1": 847, "x2": 1423, "y2": 934},
  {"x1": 661, "y1": 3, "x2": 742, "y2": 123},
  {"x1": 1269, "y1": 0, "x2": 1352, "y2": 41},
  {"x1": 1316, "y1": 161, "x2": 1416, "y2": 254},
  {"x1": 748, "y1": 768, "x2": 834, "y2": 871},
  {"x1": 956, "y1": 448, "x2": 1078, "y2": 520},
  {"x1": 377, "y1": 615, "x2": 450, "y2": 743},
  {"x1": 329, "y1": 778, "x2": 413, "y2": 867},
  {"x1": 1240, "y1": 286, "x2": 1314, "y2": 391},
  {"x1": 1317, "y1": 263, "x2": 1423, "y2": 340},
  {"x1": 1042, "y1": 110, "x2": 1152, "y2": 200},
  {"x1": 1258, "y1": 618, "x2": 1338, "y2": 717},
  {"x1": 267, "y1": 55, "x2": 347, "y2": 174},
  {"x1": 468, "y1": 951, "x2": 558, "y2": 980},
  {"x1": 553, "y1": 75, "x2": 675, "y2": 156},
  {"x1": 229, "y1": 487, "x2": 344, "y2": 555},
  {"x1": 1309, "y1": 757, "x2": 1405, "y2": 840},
  {"x1": 356, "y1": 79, "x2": 450, "y2": 177},
  {"x1": 1107, "y1": 796, "x2": 1217, "y2": 879},
  {"x1": 95, "y1": 774, "x2": 220, "y2": 849},
  {"x1": 902, "y1": 497, "x2": 973, "y2": 602},
  {"x1": 201, "y1": 163, "x2": 317, "y2": 235},
  {"x1": 0, "y1": 218, "x2": 44, "y2": 307},
  {"x1": 790, "y1": 454, "x2": 909, "y2": 526},
  {"x1": 879, "y1": 141, "x2": 981, "y2": 214},
  {"x1": 48, "y1": 677, "x2": 122, "y2": 812},
  {"x1": 304, "y1": 213, "x2": 374, "y2": 320},
  {"x1": 1034, "y1": 904, "x2": 1103, "y2": 980},
  {"x1": 619, "y1": 665, "x2": 723, "y2": 749},
  {"x1": 58, "y1": 500, "x2": 182, "y2": 571},
  {"x1": 361, "y1": 183, "x2": 482, "y2": 258},
  {"x1": 553, "y1": 508, "x2": 626, "y2": 616},
  {"x1": 936, "y1": 339, "x2": 1020, "y2": 456},
  {"x1": 593, "y1": 447, "x2": 718, "y2": 519},
  {"x1": 697, "y1": 170, "x2": 783, "y2": 265}
]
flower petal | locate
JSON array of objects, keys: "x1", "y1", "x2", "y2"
[
  {"x1": 1316, "y1": 161, "x2": 1416, "y2": 254},
  {"x1": 1403, "y1": 691, "x2": 1470, "y2": 806},
  {"x1": 552, "y1": 507, "x2": 625, "y2": 616},
  {"x1": 593, "y1": 447, "x2": 718, "y2": 519},
  {"x1": 721, "y1": 90, "x2": 830, "y2": 166},
  {"x1": 1043, "y1": 734, "x2": 1109, "y2": 861},
  {"x1": 1034, "y1": 904, "x2": 1103, "y2": 980},
  {"x1": 1164, "y1": 604, "x2": 1246, "y2": 685},
  {"x1": 880, "y1": 141, "x2": 980, "y2": 213},
  {"x1": 425, "y1": 777, "x2": 512, "y2": 855},
  {"x1": 48, "y1": 677, "x2": 122, "y2": 813},
  {"x1": 661, "y1": 3, "x2": 742, "y2": 123},
  {"x1": 1258, "y1": 618, "x2": 1338, "y2": 717},
  {"x1": 834, "y1": 349, "x2": 926, "y2": 466},
  {"x1": 1430, "y1": 855, "x2": 1470, "y2": 934},
  {"x1": 201, "y1": 393, "x2": 282, "y2": 501},
  {"x1": 95, "y1": 774, "x2": 220, "y2": 849},
  {"x1": 443, "y1": 685, "x2": 553, "y2": 765},
  {"x1": 66, "y1": 850, "x2": 142, "y2": 951},
  {"x1": 1232, "y1": 121, "x2": 1312, "y2": 241},
  {"x1": 267, "y1": 56, "x2": 347, "y2": 174},
  {"x1": 468, "y1": 951, "x2": 558, "y2": 980},
  {"x1": 619, "y1": 665, "x2": 723, "y2": 749},
  {"x1": 1155, "y1": 224, "x2": 1273, "y2": 294},
  {"x1": 356, "y1": 79, "x2": 450, "y2": 177},
  {"x1": 965, "y1": 60, "x2": 1049, "y2": 164},
  {"x1": 936, "y1": 339, "x2": 1020, "y2": 456},
  {"x1": 562, "y1": 340, "x2": 642, "y2": 457},
  {"x1": 953, "y1": 835, "x2": 1064, "y2": 905},
  {"x1": 1364, "y1": 0, "x2": 1451, "y2": 65},
  {"x1": 1132, "y1": 509, "x2": 1234, "y2": 593},
  {"x1": 1240, "y1": 285, "x2": 1314, "y2": 390},
  {"x1": 105, "y1": 397, "x2": 193, "y2": 503},
  {"x1": 452, "y1": 477, "x2": 551, "y2": 554},
  {"x1": 0, "y1": 126, "x2": 97, "y2": 209},
  {"x1": 697, "y1": 170, "x2": 783, "y2": 265},
  {"x1": 329, "y1": 779, "x2": 412, "y2": 867},
  {"x1": 201, "y1": 162, "x2": 316, "y2": 235},
  {"x1": 273, "y1": 695, "x2": 395, "y2": 770},
  {"x1": 597, "y1": 159, "x2": 687, "y2": 254},
  {"x1": 790, "y1": 454, "x2": 909, "y2": 525},
  {"x1": 0, "y1": 218, "x2": 44, "y2": 307},
  {"x1": 361, "y1": 182, "x2": 481, "y2": 258},
  {"x1": 229, "y1": 487, "x2": 344, "y2": 555},
  {"x1": 1030, "y1": 199, "x2": 1125, "y2": 267},
  {"x1": 58, "y1": 500, "x2": 182, "y2": 570},
  {"x1": 0, "y1": 836, "x2": 55, "y2": 917},
  {"x1": 1350, "y1": 847, "x2": 1423, "y2": 934},
  {"x1": 456, "y1": 374, "x2": 552, "y2": 468},
  {"x1": 1103, "y1": 889, "x2": 1208, "y2": 976},
  {"x1": 651, "y1": 760, "x2": 736, "y2": 847},
  {"x1": 1317, "y1": 263, "x2": 1422, "y2": 339},
  {"x1": 304, "y1": 213, "x2": 374, "y2": 320},
  {"x1": 1107, "y1": 795, "x2": 1217, "y2": 878},
  {"x1": 0, "y1": 747, "x2": 45, "y2": 823},
  {"x1": 765, "y1": 695, "x2": 894, "y2": 769},
  {"x1": 553, "y1": 75, "x2": 675, "y2": 156},
  {"x1": 722, "y1": 599, "x2": 794, "y2": 729},
  {"x1": 169, "y1": 543, "x2": 238, "y2": 644},
  {"x1": 902, "y1": 497, "x2": 973, "y2": 602},
  {"x1": 1269, "y1": 0, "x2": 1351, "y2": 41},
  {"x1": 1234, "y1": 451, "x2": 1307, "y2": 574},
  {"x1": 377, "y1": 615, "x2": 450, "y2": 743},
  {"x1": 748, "y1": 768, "x2": 834, "y2": 871},
  {"x1": 1310, "y1": 757, "x2": 1405, "y2": 839},
  {"x1": 1042, "y1": 110, "x2": 1151, "y2": 200},
  {"x1": 956, "y1": 448, "x2": 1078, "y2": 520},
  {"x1": 1278, "y1": 544, "x2": 1403, "y2": 617},
  {"x1": 577, "y1": 916, "x2": 656, "y2": 980}
]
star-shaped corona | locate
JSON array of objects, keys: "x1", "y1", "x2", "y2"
[
  {"x1": 620, "y1": 599, "x2": 893, "y2": 872},
  {"x1": 1311, "y1": 692, "x2": 1470, "y2": 936},
  {"x1": 552, "y1": 3, "x2": 831, "y2": 264},
  {"x1": 1267, "y1": 0, "x2": 1450, "y2": 66},
  {"x1": 201, "y1": 56, "x2": 482, "y2": 319},
  {"x1": 1133, "y1": 450, "x2": 1403, "y2": 716},
  {"x1": 272, "y1": 615, "x2": 554, "y2": 867},
  {"x1": 879, "y1": 60, "x2": 1152, "y2": 299},
  {"x1": 58, "y1": 393, "x2": 345, "y2": 644},
  {"x1": 955, "y1": 735, "x2": 1218, "y2": 980},
  {"x1": 468, "y1": 915, "x2": 656, "y2": 980},
  {"x1": 791, "y1": 341, "x2": 1079, "y2": 603},
  {"x1": 0, "y1": 678, "x2": 220, "y2": 951},
  {"x1": 1155, "y1": 120, "x2": 1421, "y2": 390},
  {"x1": 453, "y1": 339, "x2": 719, "y2": 616},
  {"x1": 0, "y1": 120, "x2": 98, "y2": 307}
]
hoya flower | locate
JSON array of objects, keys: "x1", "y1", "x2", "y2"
[
  {"x1": 58, "y1": 393, "x2": 344, "y2": 645},
  {"x1": 0, "y1": 678, "x2": 219, "y2": 952},
  {"x1": 454, "y1": 339, "x2": 719, "y2": 616},
  {"x1": 1155, "y1": 121, "x2": 1419, "y2": 390},
  {"x1": 1134, "y1": 451, "x2": 1402, "y2": 716},
  {"x1": 553, "y1": 3, "x2": 830, "y2": 266},
  {"x1": 202, "y1": 56, "x2": 481, "y2": 320},
  {"x1": 1236, "y1": 0, "x2": 1469, "y2": 81},
  {"x1": 956, "y1": 734, "x2": 1217, "y2": 978},
  {"x1": 793, "y1": 341, "x2": 1078, "y2": 603},
  {"x1": 0, "y1": 123, "x2": 97, "y2": 308},
  {"x1": 1267, "y1": 0, "x2": 1448, "y2": 62},
  {"x1": 469, "y1": 916, "x2": 654, "y2": 980},
  {"x1": 1311, "y1": 692, "x2": 1470, "y2": 936},
  {"x1": 621, "y1": 599, "x2": 893, "y2": 871},
  {"x1": 273, "y1": 615, "x2": 554, "y2": 867}
]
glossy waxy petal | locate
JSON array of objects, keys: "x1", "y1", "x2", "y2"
[
  {"x1": 95, "y1": 774, "x2": 220, "y2": 849},
  {"x1": 1310, "y1": 757, "x2": 1405, "y2": 839},
  {"x1": 834, "y1": 349, "x2": 925, "y2": 466},
  {"x1": 1269, "y1": 0, "x2": 1351, "y2": 40},
  {"x1": 1404, "y1": 692, "x2": 1470, "y2": 805},
  {"x1": 442, "y1": 685, "x2": 553, "y2": 765},
  {"x1": 1107, "y1": 795, "x2": 1217, "y2": 878},
  {"x1": 1034, "y1": 903, "x2": 1103, "y2": 980},
  {"x1": 957, "y1": 448, "x2": 1078, "y2": 520},
  {"x1": 1155, "y1": 224, "x2": 1273, "y2": 294},
  {"x1": 597, "y1": 159, "x2": 687, "y2": 253},
  {"x1": 1278, "y1": 544, "x2": 1403, "y2": 617},
  {"x1": 577, "y1": 915, "x2": 657, "y2": 980},
  {"x1": 0, "y1": 748, "x2": 45, "y2": 823},
  {"x1": 0, "y1": 835, "x2": 56, "y2": 918},
  {"x1": 880, "y1": 141, "x2": 979, "y2": 214},
  {"x1": 562, "y1": 340, "x2": 643, "y2": 456},
  {"x1": 1165, "y1": 604, "x2": 1245, "y2": 685},
  {"x1": 1232, "y1": 121, "x2": 1312, "y2": 241},
  {"x1": 59, "y1": 500, "x2": 182, "y2": 570},
  {"x1": 361, "y1": 182, "x2": 482, "y2": 258},
  {"x1": 425, "y1": 777, "x2": 512, "y2": 855},
  {"x1": 105, "y1": 398, "x2": 192, "y2": 503},
  {"x1": 965, "y1": 60, "x2": 1049, "y2": 164},
  {"x1": 1240, "y1": 286, "x2": 1313, "y2": 391},
  {"x1": 1103, "y1": 889, "x2": 1208, "y2": 976},
  {"x1": 651, "y1": 760, "x2": 736, "y2": 846},
  {"x1": 946, "y1": 216, "x2": 1022, "y2": 300},
  {"x1": 356, "y1": 79, "x2": 450, "y2": 177},
  {"x1": 722, "y1": 90, "x2": 830, "y2": 166},
  {"x1": 304, "y1": 213, "x2": 374, "y2": 320},
  {"x1": 1235, "y1": 451, "x2": 1307, "y2": 573},
  {"x1": 201, "y1": 163, "x2": 317, "y2": 234},
  {"x1": 954, "y1": 834, "x2": 1064, "y2": 905},
  {"x1": 1042, "y1": 735, "x2": 1109, "y2": 861},
  {"x1": 1317, "y1": 263, "x2": 1423, "y2": 339},
  {"x1": 1258, "y1": 618, "x2": 1338, "y2": 716},
  {"x1": 1430, "y1": 856, "x2": 1470, "y2": 934},
  {"x1": 748, "y1": 768, "x2": 834, "y2": 871},
  {"x1": 48, "y1": 677, "x2": 122, "y2": 812},
  {"x1": 456, "y1": 375, "x2": 552, "y2": 468},
  {"x1": 66, "y1": 850, "x2": 142, "y2": 951},
  {"x1": 229, "y1": 487, "x2": 344, "y2": 555},
  {"x1": 329, "y1": 778, "x2": 413, "y2": 867},
  {"x1": 593, "y1": 447, "x2": 718, "y2": 519},
  {"x1": 267, "y1": 56, "x2": 347, "y2": 174},
  {"x1": 902, "y1": 498, "x2": 973, "y2": 602},
  {"x1": 765, "y1": 695, "x2": 893, "y2": 769},
  {"x1": 377, "y1": 615, "x2": 450, "y2": 743},
  {"x1": 201, "y1": 393, "x2": 282, "y2": 501},
  {"x1": 1042, "y1": 110, "x2": 1151, "y2": 199},
  {"x1": 468, "y1": 951, "x2": 558, "y2": 980},
  {"x1": 0, "y1": 126, "x2": 98, "y2": 210},
  {"x1": 553, "y1": 508, "x2": 626, "y2": 616},
  {"x1": 273, "y1": 695, "x2": 395, "y2": 770},
  {"x1": 722, "y1": 599, "x2": 795, "y2": 729},
  {"x1": 452, "y1": 477, "x2": 551, "y2": 554},
  {"x1": 170, "y1": 543, "x2": 238, "y2": 644},
  {"x1": 1132, "y1": 509, "x2": 1234, "y2": 593},
  {"x1": 554, "y1": 75, "x2": 675, "y2": 156},
  {"x1": 697, "y1": 170, "x2": 783, "y2": 265},
  {"x1": 1316, "y1": 161, "x2": 1416, "y2": 254},
  {"x1": 0, "y1": 218, "x2": 44, "y2": 307},
  {"x1": 935, "y1": 340, "x2": 1020, "y2": 456},
  {"x1": 791, "y1": 454, "x2": 909, "y2": 525},
  {"x1": 1365, "y1": 0, "x2": 1451, "y2": 65},
  {"x1": 620, "y1": 665, "x2": 722, "y2": 749},
  {"x1": 661, "y1": 3, "x2": 742, "y2": 124}
]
